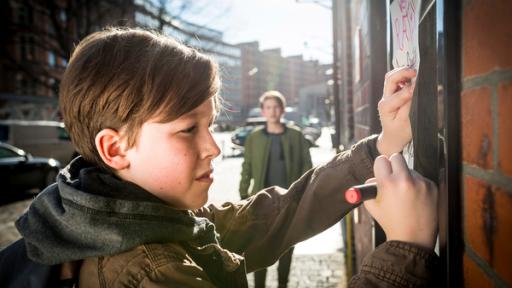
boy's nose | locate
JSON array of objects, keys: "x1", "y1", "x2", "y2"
[{"x1": 203, "y1": 132, "x2": 221, "y2": 159}]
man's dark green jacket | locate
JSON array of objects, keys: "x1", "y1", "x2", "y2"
[{"x1": 239, "y1": 124, "x2": 312, "y2": 199}]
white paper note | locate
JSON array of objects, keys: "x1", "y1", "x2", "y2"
[
  {"x1": 390, "y1": 0, "x2": 421, "y2": 168},
  {"x1": 390, "y1": 0, "x2": 422, "y2": 70}
]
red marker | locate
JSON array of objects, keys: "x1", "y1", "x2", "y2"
[{"x1": 344, "y1": 183, "x2": 377, "y2": 205}]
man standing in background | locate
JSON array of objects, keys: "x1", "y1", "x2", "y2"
[{"x1": 239, "y1": 90, "x2": 312, "y2": 288}]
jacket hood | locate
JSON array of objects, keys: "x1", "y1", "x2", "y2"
[{"x1": 15, "y1": 157, "x2": 218, "y2": 265}]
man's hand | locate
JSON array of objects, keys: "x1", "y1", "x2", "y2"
[
  {"x1": 364, "y1": 154, "x2": 438, "y2": 250},
  {"x1": 377, "y1": 67, "x2": 417, "y2": 157}
]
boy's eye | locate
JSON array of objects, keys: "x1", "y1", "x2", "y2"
[{"x1": 181, "y1": 125, "x2": 196, "y2": 133}]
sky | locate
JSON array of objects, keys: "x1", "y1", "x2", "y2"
[{"x1": 168, "y1": 0, "x2": 333, "y2": 64}]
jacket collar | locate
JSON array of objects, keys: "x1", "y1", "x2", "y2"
[
  {"x1": 263, "y1": 123, "x2": 288, "y2": 136},
  {"x1": 16, "y1": 156, "x2": 219, "y2": 265}
]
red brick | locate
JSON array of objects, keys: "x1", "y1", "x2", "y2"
[
  {"x1": 463, "y1": 254, "x2": 493, "y2": 288},
  {"x1": 464, "y1": 176, "x2": 491, "y2": 263},
  {"x1": 463, "y1": 0, "x2": 512, "y2": 77},
  {"x1": 498, "y1": 81, "x2": 512, "y2": 177},
  {"x1": 492, "y1": 186, "x2": 512, "y2": 286},
  {"x1": 461, "y1": 87, "x2": 493, "y2": 169},
  {"x1": 464, "y1": 175, "x2": 512, "y2": 285}
]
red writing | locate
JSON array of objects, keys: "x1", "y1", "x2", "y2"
[{"x1": 393, "y1": 0, "x2": 417, "y2": 52}]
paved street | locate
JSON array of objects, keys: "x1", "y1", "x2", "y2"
[
  {"x1": 0, "y1": 199, "x2": 31, "y2": 250},
  {"x1": 0, "y1": 128, "x2": 347, "y2": 288}
]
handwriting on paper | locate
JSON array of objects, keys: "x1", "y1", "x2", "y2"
[{"x1": 390, "y1": 0, "x2": 422, "y2": 70}]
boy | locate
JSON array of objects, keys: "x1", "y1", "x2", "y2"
[
  {"x1": 239, "y1": 90, "x2": 312, "y2": 288},
  {"x1": 3, "y1": 28, "x2": 438, "y2": 287}
]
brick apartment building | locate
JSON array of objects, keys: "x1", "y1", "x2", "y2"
[
  {"x1": 0, "y1": 0, "x2": 136, "y2": 120},
  {"x1": 333, "y1": 0, "x2": 512, "y2": 286},
  {"x1": 237, "y1": 41, "x2": 328, "y2": 119}
]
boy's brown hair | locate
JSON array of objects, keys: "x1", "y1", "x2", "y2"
[
  {"x1": 59, "y1": 27, "x2": 220, "y2": 171},
  {"x1": 259, "y1": 90, "x2": 286, "y2": 109}
]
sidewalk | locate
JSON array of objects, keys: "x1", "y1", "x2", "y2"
[
  {"x1": 0, "y1": 199, "x2": 31, "y2": 250},
  {"x1": 245, "y1": 222, "x2": 347, "y2": 288},
  {"x1": 247, "y1": 253, "x2": 345, "y2": 288}
]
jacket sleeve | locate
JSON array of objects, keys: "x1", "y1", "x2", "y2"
[
  {"x1": 195, "y1": 135, "x2": 378, "y2": 272},
  {"x1": 300, "y1": 132, "x2": 312, "y2": 173},
  {"x1": 238, "y1": 134, "x2": 253, "y2": 199},
  {"x1": 348, "y1": 241, "x2": 439, "y2": 287}
]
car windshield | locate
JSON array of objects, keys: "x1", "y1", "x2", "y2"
[
  {"x1": 0, "y1": 147, "x2": 21, "y2": 158},
  {"x1": 58, "y1": 127, "x2": 71, "y2": 140}
]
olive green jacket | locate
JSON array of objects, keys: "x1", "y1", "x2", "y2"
[{"x1": 239, "y1": 124, "x2": 312, "y2": 199}]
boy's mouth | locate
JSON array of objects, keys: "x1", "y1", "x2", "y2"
[{"x1": 196, "y1": 170, "x2": 214, "y2": 183}]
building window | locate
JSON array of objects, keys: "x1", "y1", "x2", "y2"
[
  {"x1": 16, "y1": 74, "x2": 36, "y2": 96},
  {"x1": 48, "y1": 21, "x2": 56, "y2": 35},
  {"x1": 18, "y1": 4, "x2": 32, "y2": 25},
  {"x1": 59, "y1": 9, "x2": 67, "y2": 22},
  {"x1": 48, "y1": 51, "x2": 56, "y2": 67},
  {"x1": 49, "y1": 78, "x2": 58, "y2": 96},
  {"x1": 19, "y1": 34, "x2": 35, "y2": 61}
]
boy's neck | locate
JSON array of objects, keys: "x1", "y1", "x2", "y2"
[{"x1": 266, "y1": 121, "x2": 284, "y2": 134}]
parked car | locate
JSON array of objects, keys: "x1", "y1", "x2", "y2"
[
  {"x1": 230, "y1": 117, "x2": 266, "y2": 148},
  {"x1": 302, "y1": 126, "x2": 322, "y2": 145},
  {"x1": 0, "y1": 142, "x2": 60, "y2": 192},
  {"x1": 0, "y1": 120, "x2": 77, "y2": 166}
]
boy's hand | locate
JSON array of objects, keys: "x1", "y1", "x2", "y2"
[
  {"x1": 377, "y1": 67, "x2": 417, "y2": 157},
  {"x1": 364, "y1": 154, "x2": 438, "y2": 250}
]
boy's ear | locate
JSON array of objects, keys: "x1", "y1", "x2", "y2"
[{"x1": 95, "y1": 129, "x2": 130, "y2": 170}]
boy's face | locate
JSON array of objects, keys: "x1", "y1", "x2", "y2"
[
  {"x1": 261, "y1": 98, "x2": 284, "y2": 125},
  {"x1": 121, "y1": 98, "x2": 221, "y2": 209}
]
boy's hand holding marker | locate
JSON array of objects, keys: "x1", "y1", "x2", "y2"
[
  {"x1": 344, "y1": 154, "x2": 438, "y2": 250},
  {"x1": 345, "y1": 66, "x2": 438, "y2": 251},
  {"x1": 365, "y1": 154, "x2": 438, "y2": 250}
]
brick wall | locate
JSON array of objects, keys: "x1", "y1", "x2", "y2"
[{"x1": 461, "y1": 0, "x2": 512, "y2": 286}]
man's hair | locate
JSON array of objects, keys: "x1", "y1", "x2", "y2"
[
  {"x1": 59, "y1": 27, "x2": 220, "y2": 170},
  {"x1": 259, "y1": 90, "x2": 286, "y2": 109}
]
